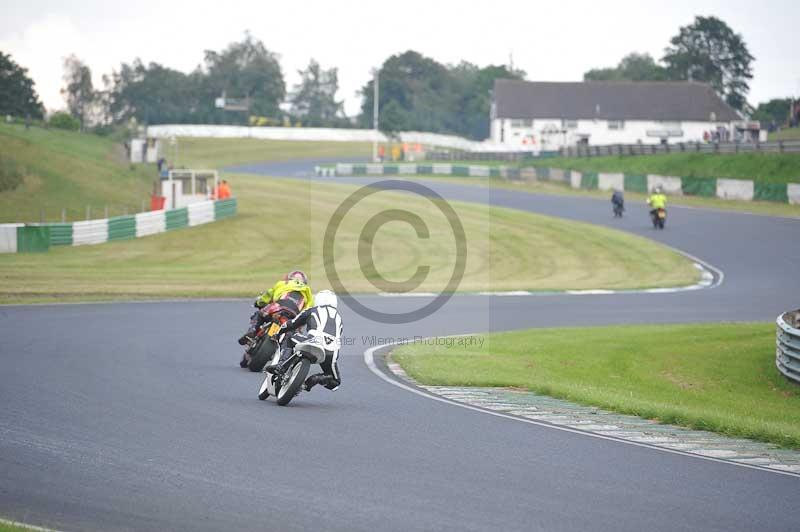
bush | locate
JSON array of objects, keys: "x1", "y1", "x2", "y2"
[
  {"x1": 49, "y1": 112, "x2": 80, "y2": 131},
  {"x1": 0, "y1": 154, "x2": 23, "y2": 192}
]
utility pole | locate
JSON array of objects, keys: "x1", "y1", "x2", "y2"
[{"x1": 373, "y1": 69, "x2": 380, "y2": 162}]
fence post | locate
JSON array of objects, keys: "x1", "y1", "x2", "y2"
[{"x1": 61, "y1": 208, "x2": 66, "y2": 223}]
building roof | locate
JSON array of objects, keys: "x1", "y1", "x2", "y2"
[{"x1": 493, "y1": 79, "x2": 740, "y2": 122}]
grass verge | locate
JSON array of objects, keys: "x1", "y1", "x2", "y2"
[
  {"x1": 170, "y1": 137, "x2": 371, "y2": 168},
  {"x1": 0, "y1": 175, "x2": 697, "y2": 304},
  {"x1": 0, "y1": 123, "x2": 156, "y2": 222},
  {"x1": 393, "y1": 322, "x2": 800, "y2": 449}
]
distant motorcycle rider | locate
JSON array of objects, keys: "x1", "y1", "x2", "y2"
[
  {"x1": 238, "y1": 270, "x2": 314, "y2": 346},
  {"x1": 265, "y1": 290, "x2": 343, "y2": 392},
  {"x1": 647, "y1": 186, "x2": 667, "y2": 215},
  {"x1": 611, "y1": 189, "x2": 625, "y2": 216}
]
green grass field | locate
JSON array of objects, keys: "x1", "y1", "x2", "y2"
[
  {"x1": 0, "y1": 173, "x2": 697, "y2": 303},
  {"x1": 169, "y1": 137, "x2": 371, "y2": 168},
  {"x1": 0, "y1": 124, "x2": 373, "y2": 223},
  {"x1": 393, "y1": 322, "x2": 800, "y2": 448},
  {"x1": 0, "y1": 127, "x2": 703, "y2": 302},
  {"x1": 0, "y1": 123, "x2": 156, "y2": 222},
  {"x1": 524, "y1": 152, "x2": 800, "y2": 184},
  {"x1": 769, "y1": 127, "x2": 800, "y2": 141}
]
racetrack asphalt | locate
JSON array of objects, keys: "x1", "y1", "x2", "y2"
[{"x1": 0, "y1": 159, "x2": 798, "y2": 531}]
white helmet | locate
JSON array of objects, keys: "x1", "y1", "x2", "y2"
[{"x1": 315, "y1": 290, "x2": 338, "y2": 308}]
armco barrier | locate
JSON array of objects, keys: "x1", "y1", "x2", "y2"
[
  {"x1": 681, "y1": 176, "x2": 717, "y2": 197},
  {"x1": 16, "y1": 226, "x2": 50, "y2": 252},
  {"x1": 716, "y1": 179, "x2": 754, "y2": 201},
  {"x1": 108, "y1": 215, "x2": 136, "y2": 241},
  {"x1": 48, "y1": 223, "x2": 73, "y2": 246},
  {"x1": 788, "y1": 184, "x2": 800, "y2": 205},
  {"x1": 214, "y1": 198, "x2": 237, "y2": 219},
  {"x1": 0, "y1": 199, "x2": 237, "y2": 253},
  {"x1": 72, "y1": 219, "x2": 108, "y2": 246},
  {"x1": 319, "y1": 164, "x2": 800, "y2": 205},
  {"x1": 0, "y1": 224, "x2": 24, "y2": 253},
  {"x1": 135, "y1": 210, "x2": 166, "y2": 238},
  {"x1": 187, "y1": 201, "x2": 215, "y2": 227},
  {"x1": 776, "y1": 311, "x2": 800, "y2": 385},
  {"x1": 598, "y1": 173, "x2": 624, "y2": 191},
  {"x1": 647, "y1": 175, "x2": 683, "y2": 195}
]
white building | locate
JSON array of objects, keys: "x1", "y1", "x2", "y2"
[{"x1": 490, "y1": 80, "x2": 744, "y2": 150}]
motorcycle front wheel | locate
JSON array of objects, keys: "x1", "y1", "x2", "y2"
[{"x1": 276, "y1": 358, "x2": 311, "y2": 406}]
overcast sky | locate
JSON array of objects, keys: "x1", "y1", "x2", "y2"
[{"x1": 1, "y1": 0, "x2": 798, "y2": 117}]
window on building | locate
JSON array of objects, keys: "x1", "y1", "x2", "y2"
[
  {"x1": 562, "y1": 119, "x2": 578, "y2": 130},
  {"x1": 510, "y1": 119, "x2": 533, "y2": 128},
  {"x1": 607, "y1": 120, "x2": 624, "y2": 130}
]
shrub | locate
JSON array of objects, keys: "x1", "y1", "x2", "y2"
[{"x1": 49, "y1": 112, "x2": 80, "y2": 131}]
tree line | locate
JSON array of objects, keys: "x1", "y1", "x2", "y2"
[{"x1": 0, "y1": 16, "x2": 795, "y2": 139}]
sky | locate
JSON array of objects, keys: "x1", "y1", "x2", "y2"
[{"x1": 1, "y1": 0, "x2": 798, "y2": 117}]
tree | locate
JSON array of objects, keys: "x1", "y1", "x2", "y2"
[
  {"x1": 107, "y1": 59, "x2": 200, "y2": 124},
  {"x1": 0, "y1": 51, "x2": 44, "y2": 118},
  {"x1": 201, "y1": 33, "x2": 285, "y2": 123},
  {"x1": 662, "y1": 16, "x2": 754, "y2": 111},
  {"x1": 61, "y1": 55, "x2": 95, "y2": 129},
  {"x1": 358, "y1": 51, "x2": 523, "y2": 139},
  {"x1": 751, "y1": 98, "x2": 792, "y2": 127},
  {"x1": 584, "y1": 53, "x2": 670, "y2": 81},
  {"x1": 453, "y1": 62, "x2": 525, "y2": 139},
  {"x1": 289, "y1": 59, "x2": 345, "y2": 127}
]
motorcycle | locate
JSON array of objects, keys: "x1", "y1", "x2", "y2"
[
  {"x1": 258, "y1": 332, "x2": 328, "y2": 406},
  {"x1": 241, "y1": 302, "x2": 297, "y2": 372},
  {"x1": 650, "y1": 208, "x2": 666, "y2": 229}
]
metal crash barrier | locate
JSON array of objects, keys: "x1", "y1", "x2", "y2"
[{"x1": 776, "y1": 310, "x2": 800, "y2": 384}]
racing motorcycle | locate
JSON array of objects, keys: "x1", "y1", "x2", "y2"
[
  {"x1": 650, "y1": 208, "x2": 666, "y2": 229},
  {"x1": 258, "y1": 332, "x2": 328, "y2": 406},
  {"x1": 241, "y1": 302, "x2": 298, "y2": 372}
]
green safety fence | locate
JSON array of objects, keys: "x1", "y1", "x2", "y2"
[
  {"x1": 452, "y1": 165, "x2": 470, "y2": 177},
  {"x1": 108, "y1": 215, "x2": 136, "y2": 241},
  {"x1": 623, "y1": 174, "x2": 648, "y2": 193},
  {"x1": 383, "y1": 165, "x2": 398, "y2": 175},
  {"x1": 416, "y1": 165, "x2": 433, "y2": 175},
  {"x1": 489, "y1": 167, "x2": 501, "y2": 178},
  {"x1": 165, "y1": 207, "x2": 189, "y2": 230},
  {"x1": 16, "y1": 226, "x2": 50, "y2": 252},
  {"x1": 680, "y1": 176, "x2": 716, "y2": 197},
  {"x1": 754, "y1": 182, "x2": 789, "y2": 203},
  {"x1": 214, "y1": 198, "x2": 238, "y2": 219},
  {"x1": 581, "y1": 172, "x2": 599, "y2": 190},
  {"x1": 48, "y1": 223, "x2": 73, "y2": 246}
]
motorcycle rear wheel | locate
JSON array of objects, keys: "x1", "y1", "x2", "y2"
[
  {"x1": 276, "y1": 358, "x2": 311, "y2": 406},
  {"x1": 248, "y1": 337, "x2": 277, "y2": 372}
]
